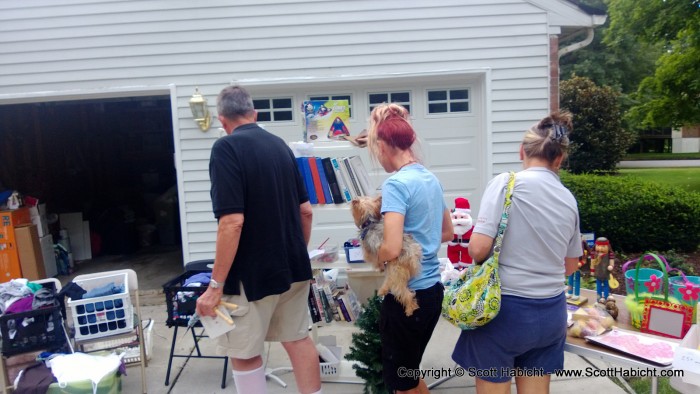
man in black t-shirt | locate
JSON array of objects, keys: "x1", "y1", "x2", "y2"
[{"x1": 196, "y1": 85, "x2": 321, "y2": 394}]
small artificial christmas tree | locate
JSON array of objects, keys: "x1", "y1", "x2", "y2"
[{"x1": 344, "y1": 292, "x2": 390, "y2": 394}]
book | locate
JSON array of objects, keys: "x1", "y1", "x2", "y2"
[
  {"x1": 318, "y1": 288, "x2": 334, "y2": 323},
  {"x1": 308, "y1": 284, "x2": 321, "y2": 323},
  {"x1": 303, "y1": 100, "x2": 351, "y2": 142},
  {"x1": 345, "y1": 286, "x2": 363, "y2": 321},
  {"x1": 332, "y1": 290, "x2": 346, "y2": 321},
  {"x1": 335, "y1": 293, "x2": 352, "y2": 322},
  {"x1": 321, "y1": 157, "x2": 344, "y2": 204},
  {"x1": 349, "y1": 156, "x2": 373, "y2": 196},
  {"x1": 311, "y1": 282, "x2": 326, "y2": 322},
  {"x1": 342, "y1": 157, "x2": 362, "y2": 197},
  {"x1": 322, "y1": 283, "x2": 341, "y2": 321},
  {"x1": 297, "y1": 157, "x2": 317, "y2": 204},
  {"x1": 330, "y1": 157, "x2": 352, "y2": 202},
  {"x1": 315, "y1": 157, "x2": 334, "y2": 204},
  {"x1": 307, "y1": 157, "x2": 327, "y2": 204}
]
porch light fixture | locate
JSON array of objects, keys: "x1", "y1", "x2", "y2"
[{"x1": 189, "y1": 87, "x2": 211, "y2": 131}]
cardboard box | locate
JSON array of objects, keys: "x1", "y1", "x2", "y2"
[
  {"x1": 40, "y1": 234, "x2": 57, "y2": 277},
  {"x1": 15, "y1": 224, "x2": 46, "y2": 280},
  {"x1": 671, "y1": 324, "x2": 700, "y2": 393}
]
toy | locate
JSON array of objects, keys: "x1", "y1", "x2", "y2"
[
  {"x1": 327, "y1": 116, "x2": 350, "y2": 138},
  {"x1": 447, "y1": 197, "x2": 474, "y2": 269},
  {"x1": 351, "y1": 196, "x2": 422, "y2": 316},
  {"x1": 605, "y1": 298, "x2": 619, "y2": 320},
  {"x1": 567, "y1": 237, "x2": 591, "y2": 305},
  {"x1": 591, "y1": 237, "x2": 616, "y2": 303}
]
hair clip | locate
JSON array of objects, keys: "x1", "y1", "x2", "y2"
[{"x1": 552, "y1": 124, "x2": 569, "y2": 142}]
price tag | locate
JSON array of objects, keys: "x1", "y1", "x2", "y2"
[{"x1": 673, "y1": 346, "x2": 700, "y2": 385}]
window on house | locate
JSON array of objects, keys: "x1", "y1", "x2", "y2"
[
  {"x1": 253, "y1": 97, "x2": 293, "y2": 122},
  {"x1": 308, "y1": 94, "x2": 353, "y2": 117},
  {"x1": 427, "y1": 89, "x2": 470, "y2": 114},
  {"x1": 368, "y1": 91, "x2": 411, "y2": 114}
]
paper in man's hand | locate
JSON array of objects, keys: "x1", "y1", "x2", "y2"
[{"x1": 199, "y1": 304, "x2": 236, "y2": 339}]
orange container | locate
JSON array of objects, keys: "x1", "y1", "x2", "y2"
[{"x1": 0, "y1": 208, "x2": 32, "y2": 281}]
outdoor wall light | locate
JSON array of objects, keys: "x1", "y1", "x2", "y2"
[{"x1": 189, "y1": 87, "x2": 211, "y2": 131}]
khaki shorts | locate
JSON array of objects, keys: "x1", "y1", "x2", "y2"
[{"x1": 216, "y1": 280, "x2": 310, "y2": 359}]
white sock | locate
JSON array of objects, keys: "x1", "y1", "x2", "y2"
[
  {"x1": 308, "y1": 390, "x2": 323, "y2": 394},
  {"x1": 232, "y1": 365, "x2": 267, "y2": 394}
]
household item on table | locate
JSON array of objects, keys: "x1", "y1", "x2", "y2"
[
  {"x1": 585, "y1": 328, "x2": 678, "y2": 366},
  {"x1": 568, "y1": 305, "x2": 616, "y2": 338},
  {"x1": 623, "y1": 264, "x2": 664, "y2": 296},
  {"x1": 624, "y1": 253, "x2": 684, "y2": 330},
  {"x1": 669, "y1": 275, "x2": 700, "y2": 324}
]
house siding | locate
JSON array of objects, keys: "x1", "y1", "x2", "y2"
[{"x1": 0, "y1": 0, "x2": 593, "y2": 262}]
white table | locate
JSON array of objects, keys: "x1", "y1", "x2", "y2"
[{"x1": 565, "y1": 289, "x2": 680, "y2": 394}]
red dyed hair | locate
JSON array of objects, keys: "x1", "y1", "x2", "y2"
[
  {"x1": 368, "y1": 103, "x2": 416, "y2": 155},
  {"x1": 376, "y1": 116, "x2": 415, "y2": 150}
]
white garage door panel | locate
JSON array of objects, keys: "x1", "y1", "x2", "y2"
[
  {"x1": 425, "y1": 139, "x2": 477, "y2": 167},
  {"x1": 434, "y1": 168, "x2": 480, "y2": 192}
]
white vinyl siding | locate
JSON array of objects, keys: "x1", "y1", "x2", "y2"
[{"x1": 0, "y1": 0, "x2": 597, "y2": 263}]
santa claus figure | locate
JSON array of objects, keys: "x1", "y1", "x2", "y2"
[{"x1": 447, "y1": 197, "x2": 474, "y2": 269}]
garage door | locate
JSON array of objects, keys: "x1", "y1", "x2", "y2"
[{"x1": 249, "y1": 73, "x2": 486, "y2": 249}]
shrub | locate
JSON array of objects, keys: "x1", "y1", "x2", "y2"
[
  {"x1": 560, "y1": 76, "x2": 636, "y2": 174},
  {"x1": 561, "y1": 172, "x2": 700, "y2": 252}
]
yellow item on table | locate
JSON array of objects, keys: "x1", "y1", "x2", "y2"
[{"x1": 609, "y1": 274, "x2": 619, "y2": 289}]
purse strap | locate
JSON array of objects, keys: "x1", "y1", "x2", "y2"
[{"x1": 491, "y1": 172, "x2": 516, "y2": 260}]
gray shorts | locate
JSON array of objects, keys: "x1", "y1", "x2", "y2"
[{"x1": 216, "y1": 280, "x2": 310, "y2": 359}]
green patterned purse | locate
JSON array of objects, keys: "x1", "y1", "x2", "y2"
[{"x1": 441, "y1": 172, "x2": 515, "y2": 330}]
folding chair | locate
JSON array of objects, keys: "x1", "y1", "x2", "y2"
[{"x1": 70, "y1": 269, "x2": 147, "y2": 394}]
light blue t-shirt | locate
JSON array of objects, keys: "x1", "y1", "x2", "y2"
[{"x1": 381, "y1": 163, "x2": 447, "y2": 290}]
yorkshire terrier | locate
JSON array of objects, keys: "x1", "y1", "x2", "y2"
[{"x1": 351, "y1": 196, "x2": 422, "y2": 316}]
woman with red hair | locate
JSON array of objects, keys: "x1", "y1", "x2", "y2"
[{"x1": 366, "y1": 103, "x2": 453, "y2": 394}]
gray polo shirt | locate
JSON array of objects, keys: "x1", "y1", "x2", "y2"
[{"x1": 474, "y1": 167, "x2": 582, "y2": 298}]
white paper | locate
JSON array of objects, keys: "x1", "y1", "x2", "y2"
[
  {"x1": 347, "y1": 248, "x2": 363, "y2": 262},
  {"x1": 199, "y1": 305, "x2": 236, "y2": 339},
  {"x1": 674, "y1": 347, "x2": 700, "y2": 385}
]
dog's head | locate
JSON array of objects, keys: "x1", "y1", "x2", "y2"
[{"x1": 350, "y1": 196, "x2": 382, "y2": 228}]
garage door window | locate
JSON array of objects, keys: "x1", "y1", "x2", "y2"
[
  {"x1": 368, "y1": 92, "x2": 411, "y2": 113},
  {"x1": 253, "y1": 97, "x2": 293, "y2": 122},
  {"x1": 308, "y1": 94, "x2": 353, "y2": 118},
  {"x1": 427, "y1": 89, "x2": 469, "y2": 114}
]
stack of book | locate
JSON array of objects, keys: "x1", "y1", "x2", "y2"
[
  {"x1": 295, "y1": 156, "x2": 373, "y2": 205},
  {"x1": 308, "y1": 277, "x2": 363, "y2": 324}
]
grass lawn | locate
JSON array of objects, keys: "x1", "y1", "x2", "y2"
[
  {"x1": 624, "y1": 152, "x2": 700, "y2": 160},
  {"x1": 618, "y1": 167, "x2": 700, "y2": 194}
]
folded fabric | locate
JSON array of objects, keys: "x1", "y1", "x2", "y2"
[
  {"x1": 32, "y1": 287, "x2": 56, "y2": 309},
  {"x1": 5, "y1": 295, "x2": 34, "y2": 314},
  {"x1": 83, "y1": 282, "x2": 124, "y2": 299},
  {"x1": 0, "y1": 280, "x2": 33, "y2": 314},
  {"x1": 184, "y1": 272, "x2": 211, "y2": 287}
]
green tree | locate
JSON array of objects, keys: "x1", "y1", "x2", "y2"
[
  {"x1": 560, "y1": 1, "x2": 658, "y2": 95},
  {"x1": 344, "y1": 293, "x2": 390, "y2": 394},
  {"x1": 560, "y1": 76, "x2": 636, "y2": 173},
  {"x1": 604, "y1": 0, "x2": 700, "y2": 128}
]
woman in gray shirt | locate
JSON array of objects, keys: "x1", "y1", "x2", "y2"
[{"x1": 452, "y1": 111, "x2": 582, "y2": 394}]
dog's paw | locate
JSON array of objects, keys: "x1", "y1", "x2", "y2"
[{"x1": 404, "y1": 299, "x2": 419, "y2": 317}]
